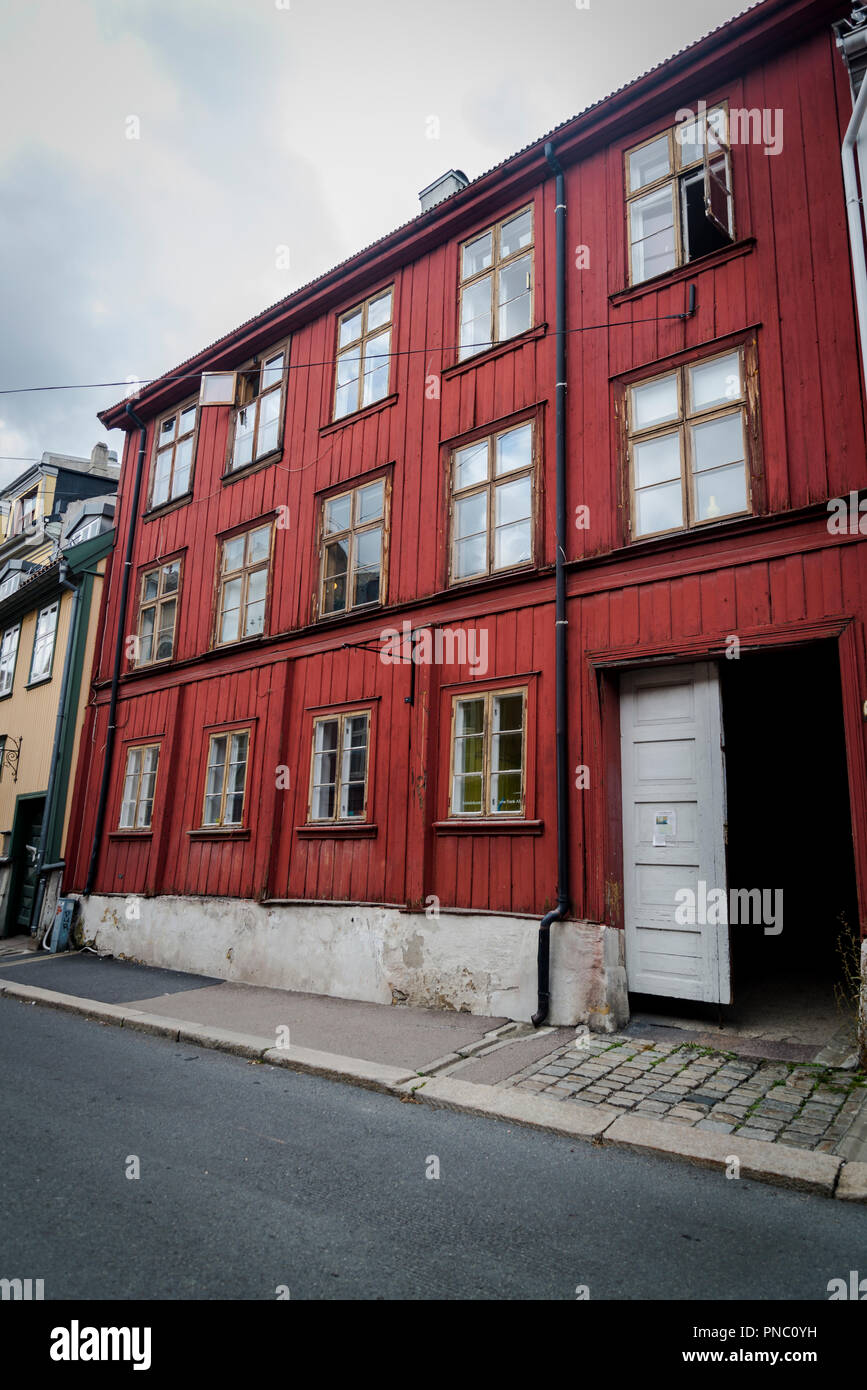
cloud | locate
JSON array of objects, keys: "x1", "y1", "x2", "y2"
[{"x1": 0, "y1": 0, "x2": 746, "y2": 478}]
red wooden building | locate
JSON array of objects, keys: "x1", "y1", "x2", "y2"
[{"x1": 65, "y1": 0, "x2": 867, "y2": 1030}]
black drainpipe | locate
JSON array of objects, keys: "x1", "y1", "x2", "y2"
[
  {"x1": 533, "y1": 142, "x2": 570, "y2": 1027},
  {"x1": 84, "y1": 403, "x2": 147, "y2": 895}
]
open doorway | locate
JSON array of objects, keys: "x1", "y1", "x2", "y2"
[{"x1": 718, "y1": 640, "x2": 858, "y2": 1046}]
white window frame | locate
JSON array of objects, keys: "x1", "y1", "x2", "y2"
[
  {"x1": 29, "y1": 601, "x2": 58, "y2": 683},
  {"x1": 0, "y1": 624, "x2": 21, "y2": 697}
]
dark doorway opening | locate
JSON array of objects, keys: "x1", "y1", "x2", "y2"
[
  {"x1": 719, "y1": 640, "x2": 858, "y2": 1040},
  {"x1": 3, "y1": 794, "x2": 45, "y2": 938}
]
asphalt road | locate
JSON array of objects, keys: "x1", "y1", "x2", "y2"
[{"x1": 2, "y1": 996, "x2": 866, "y2": 1301}]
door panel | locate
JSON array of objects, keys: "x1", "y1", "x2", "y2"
[{"x1": 620, "y1": 661, "x2": 730, "y2": 1003}]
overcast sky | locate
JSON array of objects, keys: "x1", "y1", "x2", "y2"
[{"x1": 0, "y1": 0, "x2": 748, "y2": 485}]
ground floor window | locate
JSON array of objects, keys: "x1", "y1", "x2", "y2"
[
  {"x1": 119, "y1": 744, "x2": 160, "y2": 829},
  {"x1": 450, "y1": 687, "x2": 526, "y2": 815},
  {"x1": 202, "y1": 729, "x2": 250, "y2": 827},
  {"x1": 308, "y1": 711, "x2": 370, "y2": 821}
]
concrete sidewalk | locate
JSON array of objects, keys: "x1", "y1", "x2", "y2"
[{"x1": 2, "y1": 941, "x2": 866, "y2": 1203}]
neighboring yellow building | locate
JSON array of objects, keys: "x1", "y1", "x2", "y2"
[{"x1": 0, "y1": 446, "x2": 117, "y2": 939}]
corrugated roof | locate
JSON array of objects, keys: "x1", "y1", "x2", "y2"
[{"x1": 101, "y1": 0, "x2": 779, "y2": 422}]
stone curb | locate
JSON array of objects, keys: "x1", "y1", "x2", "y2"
[
  {"x1": 263, "y1": 1046, "x2": 415, "y2": 1093},
  {"x1": 835, "y1": 1161, "x2": 867, "y2": 1203},
  {"x1": 602, "y1": 1114, "x2": 843, "y2": 1195},
  {"x1": 402, "y1": 1074, "x2": 618, "y2": 1139},
  {"x1": 0, "y1": 979, "x2": 861, "y2": 1199}
]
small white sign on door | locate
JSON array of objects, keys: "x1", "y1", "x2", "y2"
[{"x1": 652, "y1": 809, "x2": 677, "y2": 846}]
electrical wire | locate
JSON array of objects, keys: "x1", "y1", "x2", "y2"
[{"x1": 0, "y1": 311, "x2": 693, "y2": 397}]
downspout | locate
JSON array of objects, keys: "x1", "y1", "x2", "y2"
[
  {"x1": 84, "y1": 403, "x2": 147, "y2": 894},
  {"x1": 30, "y1": 559, "x2": 81, "y2": 938},
  {"x1": 533, "y1": 142, "x2": 570, "y2": 1026},
  {"x1": 842, "y1": 53, "x2": 867, "y2": 395}
]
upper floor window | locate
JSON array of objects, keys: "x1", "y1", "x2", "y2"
[
  {"x1": 68, "y1": 516, "x2": 103, "y2": 544},
  {"x1": 450, "y1": 688, "x2": 526, "y2": 816},
  {"x1": 0, "y1": 624, "x2": 20, "y2": 696},
  {"x1": 319, "y1": 478, "x2": 386, "y2": 617},
  {"x1": 230, "y1": 348, "x2": 287, "y2": 471},
  {"x1": 459, "y1": 207, "x2": 533, "y2": 360},
  {"x1": 450, "y1": 422, "x2": 534, "y2": 582},
  {"x1": 334, "y1": 289, "x2": 393, "y2": 420},
  {"x1": 15, "y1": 489, "x2": 40, "y2": 535},
  {"x1": 309, "y1": 710, "x2": 370, "y2": 822},
  {"x1": 119, "y1": 744, "x2": 160, "y2": 830},
  {"x1": 216, "y1": 524, "x2": 271, "y2": 646},
  {"x1": 626, "y1": 106, "x2": 733, "y2": 285},
  {"x1": 202, "y1": 729, "x2": 250, "y2": 827},
  {"x1": 0, "y1": 572, "x2": 21, "y2": 600},
  {"x1": 628, "y1": 347, "x2": 750, "y2": 539},
  {"x1": 136, "y1": 560, "x2": 180, "y2": 666},
  {"x1": 152, "y1": 402, "x2": 197, "y2": 508},
  {"x1": 29, "y1": 601, "x2": 58, "y2": 683}
]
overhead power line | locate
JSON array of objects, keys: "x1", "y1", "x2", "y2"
[{"x1": 0, "y1": 309, "x2": 696, "y2": 397}]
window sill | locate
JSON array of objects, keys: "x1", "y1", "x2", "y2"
[
  {"x1": 296, "y1": 822, "x2": 377, "y2": 838},
  {"x1": 211, "y1": 633, "x2": 267, "y2": 654},
  {"x1": 25, "y1": 675, "x2": 52, "y2": 689},
  {"x1": 143, "y1": 490, "x2": 194, "y2": 522},
  {"x1": 109, "y1": 830, "x2": 153, "y2": 841},
  {"x1": 315, "y1": 600, "x2": 383, "y2": 628},
  {"x1": 443, "y1": 323, "x2": 547, "y2": 379},
  {"x1": 610, "y1": 237, "x2": 756, "y2": 306},
  {"x1": 320, "y1": 394, "x2": 398, "y2": 437},
  {"x1": 124, "y1": 657, "x2": 175, "y2": 678},
  {"x1": 628, "y1": 507, "x2": 752, "y2": 546},
  {"x1": 188, "y1": 827, "x2": 251, "y2": 841},
  {"x1": 221, "y1": 448, "x2": 283, "y2": 485},
  {"x1": 434, "y1": 818, "x2": 542, "y2": 836},
  {"x1": 447, "y1": 561, "x2": 535, "y2": 592}
]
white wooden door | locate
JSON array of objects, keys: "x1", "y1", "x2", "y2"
[{"x1": 620, "y1": 662, "x2": 730, "y2": 1003}]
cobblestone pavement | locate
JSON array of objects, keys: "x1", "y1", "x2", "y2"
[{"x1": 506, "y1": 1033, "x2": 867, "y2": 1152}]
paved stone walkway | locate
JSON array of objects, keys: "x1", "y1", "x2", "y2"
[{"x1": 506, "y1": 1033, "x2": 867, "y2": 1153}]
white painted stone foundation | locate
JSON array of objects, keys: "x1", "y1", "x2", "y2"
[{"x1": 77, "y1": 894, "x2": 628, "y2": 1028}]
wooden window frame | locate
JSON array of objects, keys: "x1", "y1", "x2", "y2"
[
  {"x1": 447, "y1": 420, "x2": 536, "y2": 585},
  {"x1": 148, "y1": 399, "x2": 199, "y2": 510},
  {"x1": 458, "y1": 205, "x2": 535, "y2": 362},
  {"x1": 307, "y1": 708, "x2": 372, "y2": 825},
  {"x1": 134, "y1": 558, "x2": 182, "y2": 668},
  {"x1": 624, "y1": 103, "x2": 733, "y2": 287},
  {"x1": 118, "y1": 742, "x2": 161, "y2": 831},
  {"x1": 333, "y1": 288, "x2": 394, "y2": 421},
  {"x1": 28, "y1": 601, "x2": 59, "y2": 684},
  {"x1": 447, "y1": 685, "x2": 528, "y2": 818},
  {"x1": 226, "y1": 342, "x2": 289, "y2": 475},
  {"x1": 316, "y1": 473, "x2": 391, "y2": 620},
  {"x1": 626, "y1": 344, "x2": 752, "y2": 541},
  {"x1": 214, "y1": 522, "x2": 273, "y2": 649},
  {"x1": 0, "y1": 623, "x2": 21, "y2": 698},
  {"x1": 201, "y1": 727, "x2": 252, "y2": 829}
]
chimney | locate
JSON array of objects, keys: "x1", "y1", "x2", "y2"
[
  {"x1": 88, "y1": 442, "x2": 119, "y2": 477},
  {"x1": 419, "y1": 169, "x2": 469, "y2": 214}
]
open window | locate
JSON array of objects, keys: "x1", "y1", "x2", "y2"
[
  {"x1": 228, "y1": 346, "x2": 288, "y2": 472},
  {"x1": 625, "y1": 105, "x2": 733, "y2": 285}
]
